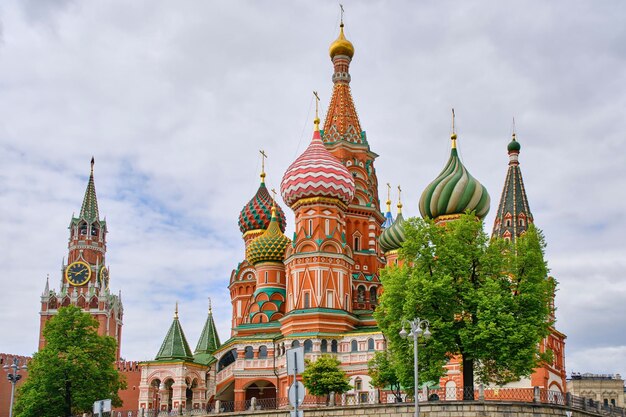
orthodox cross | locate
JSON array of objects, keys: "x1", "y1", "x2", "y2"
[
  {"x1": 386, "y1": 183, "x2": 391, "y2": 203},
  {"x1": 340, "y1": 4, "x2": 344, "y2": 24},
  {"x1": 313, "y1": 90, "x2": 320, "y2": 119},
  {"x1": 208, "y1": 297, "x2": 212, "y2": 313},
  {"x1": 259, "y1": 149, "x2": 267, "y2": 181},
  {"x1": 451, "y1": 108, "x2": 456, "y2": 134}
]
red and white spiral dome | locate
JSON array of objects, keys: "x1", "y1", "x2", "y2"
[{"x1": 281, "y1": 127, "x2": 355, "y2": 208}]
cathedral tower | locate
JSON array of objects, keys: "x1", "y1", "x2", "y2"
[
  {"x1": 39, "y1": 159, "x2": 123, "y2": 360},
  {"x1": 280, "y1": 111, "x2": 357, "y2": 334},
  {"x1": 322, "y1": 20, "x2": 385, "y2": 311}
]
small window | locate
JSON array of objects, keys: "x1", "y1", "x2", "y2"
[
  {"x1": 304, "y1": 339, "x2": 312, "y2": 353},
  {"x1": 244, "y1": 346, "x2": 254, "y2": 359},
  {"x1": 370, "y1": 287, "x2": 377, "y2": 304},
  {"x1": 304, "y1": 292, "x2": 310, "y2": 309},
  {"x1": 367, "y1": 338, "x2": 375, "y2": 351},
  {"x1": 357, "y1": 286, "x2": 365, "y2": 302},
  {"x1": 291, "y1": 340, "x2": 300, "y2": 348},
  {"x1": 506, "y1": 219, "x2": 511, "y2": 227},
  {"x1": 325, "y1": 219, "x2": 330, "y2": 236},
  {"x1": 258, "y1": 345, "x2": 267, "y2": 359},
  {"x1": 79, "y1": 223, "x2": 87, "y2": 235},
  {"x1": 320, "y1": 339, "x2": 328, "y2": 353},
  {"x1": 308, "y1": 219, "x2": 313, "y2": 236},
  {"x1": 519, "y1": 219, "x2": 525, "y2": 226},
  {"x1": 354, "y1": 378, "x2": 362, "y2": 391},
  {"x1": 90, "y1": 225, "x2": 98, "y2": 236},
  {"x1": 264, "y1": 271, "x2": 268, "y2": 283},
  {"x1": 354, "y1": 237, "x2": 361, "y2": 251},
  {"x1": 326, "y1": 290, "x2": 334, "y2": 308},
  {"x1": 351, "y1": 340, "x2": 358, "y2": 352},
  {"x1": 331, "y1": 340, "x2": 338, "y2": 353}
]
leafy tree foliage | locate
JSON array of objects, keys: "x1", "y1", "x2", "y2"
[
  {"x1": 302, "y1": 355, "x2": 351, "y2": 399},
  {"x1": 375, "y1": 214, "x2": 553, "y2": 398},
  {"x1": 368, "y1": 351, "x2": 403, "y2": 402},
  {"x1": 14, "y1": 306, "x2": 126, "y2": 417}
]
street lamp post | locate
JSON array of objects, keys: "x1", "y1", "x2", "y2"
[
  {"x1": 399, "y1": 317, "x2": 431, "y2": 417},
  {"x1": 3, "y1": 357, "x2": 27, "y2": 417}
]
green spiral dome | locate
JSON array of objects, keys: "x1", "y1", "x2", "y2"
[
  {"x1": 419, "y1": 140, "x2": 490, "y2": 220},
  {"x1": 246, "y1": 208, "x2": 291, "y2": 265},
  {"x1": 379, "y1": 211, "x2": 405, "y2": 253}
]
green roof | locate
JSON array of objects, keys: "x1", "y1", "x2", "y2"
[
  {"x1": 155, "y1": 315, "x2": 194, "y2": 361},
  {"x1": 194, "y1": 310, "x2": 221, "y2": 355},
  {"x1": 80, "y1": 158, "x2": 100, "y2": 222}
]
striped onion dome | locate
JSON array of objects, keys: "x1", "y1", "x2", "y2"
[
  {"x1": 246, "y1": 206, "x2": 290, "y2": 265},
  {"x1": 379, "y1": 210, "x2": 405, "y2": 253},
  {"x1": 419, "y1": 134, "x2": 490, "y2": 220},
  {"x1": 239, "y1": 181, "x2": 286, "y2": 234},
  {"x1": 281, "y1": 123, "x2": 355, "y2": 208}
]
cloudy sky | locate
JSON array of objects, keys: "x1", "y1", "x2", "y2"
[{"x1": 1, "y1": 0, "x2": 625, "y2": 381}]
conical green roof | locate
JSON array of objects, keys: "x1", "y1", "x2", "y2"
[
  {"x1": 195, "y1": 308, "x2": 221, "y2": 355},
  {"x1": 155, "y1": 309, "x2": 194, "y2": 361},
  {"x1": 80, "y1": 158, "x2": 100, "y2": 222}
]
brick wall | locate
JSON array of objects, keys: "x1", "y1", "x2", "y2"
[{"x1": 0, "y1": 354, "x2": 30, "y2": 417}]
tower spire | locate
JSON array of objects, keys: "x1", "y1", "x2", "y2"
[
  {"x1": 313, "y1": 91, "x2": 321, "y2": 131},
  {"x1": 492, "y1": 128, "x2": 533, "y2": 241},
  {"x1": 397, "y1": 185, "x2": 403, "y2": 214},
  {"x1": 451, "y1": 108, "x2": 457, "y2": 149},
  {"x1": 80, "y1": 157, "x2": 100, "y2": 222},
  {"x1": 259, "y1": 150, "x2": 267, "y2": 184}
]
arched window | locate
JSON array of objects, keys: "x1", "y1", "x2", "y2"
[
  {"x1": 79, "y1": 222, "x2": 87, "y2": 235},
  {"x1": 217, "y1": 349, "x2": 237, "y2": 372},
  {"x1": 320, "y1": 339, "x2": 328, "y2": 353},
  {"x1": 354, "y1": 377, "x2": 362, "y2": 391},
  {"x1": 244, "y1": 346, "x2": 254, "y2": 359},
  {"x1": 506, "y1": 219, "x2": 511, "y2": 227},
  {"x1": 354, "y1": 236, "x2": 361, "y2": 251},
  {"x1": 351, "y1": 340, "x2": 358, "y2": 352},
  {"x1": 90, "y1": 224, "x2": 98, "y2": 237},
  {"x1": 331, "y1": 340, "x2": 338, "y2": 353},
  {"x1": 367, "y1": 338, "x2": 375, "y2": 351},
  {"x1": 519, "y1": 218, "x2": 525, "y2": 226},
  {"x1": 291, "y1": 340, "x2": 300, "y2": 348},
  {"x1": 325, "y1": 219, "x2": 330, "y2": 236},
  {"x1": 258, "y1": 345, "x2": 267, "y2": 359},
  {"x1": 370, "y1": 287, "x2": 377, "y2": 304},
  {"x1": 308, "y1": 219, "x2": 313, "y2": 236},
  {"x1": 357, "y1": 286, "x2": 365, "y2": 302},
  {"x1": 304, "y1": 339, "x2": 313, "y2": 353},
  {"x1": 304, "y1": 292, "x2": 310, "y2": 309}
]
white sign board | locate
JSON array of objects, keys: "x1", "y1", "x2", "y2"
[
  {"x1": 93, "y1": 399, "x2": 112, "y2": 414},
  {"x1": 288, "y1": 381, "x2": 305, "y2": 408},
  {"x1": 286, "y1": 346, "x2": 305, "y2": 375}
]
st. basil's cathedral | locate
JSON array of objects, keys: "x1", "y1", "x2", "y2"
[{"x1": 22, "y1": 17, "x2": 567, "y2": 414}]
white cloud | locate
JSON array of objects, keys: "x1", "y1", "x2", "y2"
[{"x1": 0, "y1": 0, "x2": 625, "y2": 380}]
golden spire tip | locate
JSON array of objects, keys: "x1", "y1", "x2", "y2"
[
  {"x1": 259, "y1": 150, "x2": 267, "y2": 183},
  {"x1": 512, "y1": 117, "x2": 517, "y2": 140},
  {"x1": 174, "y1": 301, "x2": 179, "y2": 319},
  {"x1": 451, "y1": 108, "x2": 457, "y2": 148},
  {"x1": 90, "y1": 156, "x2": 95, "y2": 174},
  {"x1": 208, "y1": 297, "x2": 212, "y2": 313},
  {"x1": 313, "y1": 91, "x2": 321, "y2": 131},
  {"x1": 397, "y1": 185, "x2": 403, "y2": 213}
]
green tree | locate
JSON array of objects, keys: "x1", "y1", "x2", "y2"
[
  {"x1": 368, "y1": 351, "x2": 403, "y2": 402},
  {"x1": 302, "y1": 355, "x2": 351, "y2": 401},
  {"x1": 14, "y1": 306, "x2": 126, "y2": 417},
  {"x1": 375, "y1": 213, "x2": 552, "y2": 399}
]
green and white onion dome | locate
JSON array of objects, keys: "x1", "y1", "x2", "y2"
[
  {"x1": 419, "y1": 134, "x2": 490, "y2": 220},
  {"x1": 379, "y1": 206, "x2": 405, "y2": 253}
]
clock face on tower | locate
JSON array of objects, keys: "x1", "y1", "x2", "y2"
[{"x1": 65, "y1": 261, "x2": 92, "y2": 286}]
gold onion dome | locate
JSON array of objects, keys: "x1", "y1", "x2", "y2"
[
  {"x1": 329, "y1": 23, "x2": 355, "y2": 59},
  {"x1": 379, "y1": 208, "x2": 405, "y2": 253},
  {"x1": 419, "y1": 133, "x2": 490, "y2": 220},
  {"x1": 246, "y1": 206, "x2": 291, "y2": 265}
]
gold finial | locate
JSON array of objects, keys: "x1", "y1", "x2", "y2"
[
  {"x1": 174, "y1": 301, "x2": 179, "y2": 319},
  {"x1": 397, "y1": 185, "x2": 403, "y2": 214},
  {"x1": 451, "y1": 108, "x2": 457, "y2": 148},
  {"x1": 512, "y1": 117, "x2": 517, "y2": 140},
  {"x1": 259, "y1": 150, "x2": 267, "y2": 183},
  {"x1": 340, "y1": 4, "x2": 345, "y2": 26},
  {"x1": 386, "y1": 183, "x2": 391, "y2": 211},
  {"x1": 90, "y1": 156, "x2": 95, "y2": 174},
  {"x1": 270, "y1": 188, "x2": 278, "y2": 216},
  {"x1": 208, "y1": 297, "x2": 212, "y2": 313},
  {"x1": 313, "y1": 91, "x2": 321, "y2": 131}
]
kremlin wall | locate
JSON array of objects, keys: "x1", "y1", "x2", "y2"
[{"x1": 1, "y1": 17, "x2": 572, "y2": 417}]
